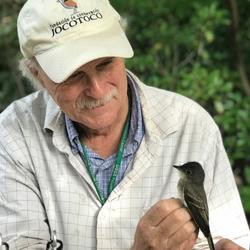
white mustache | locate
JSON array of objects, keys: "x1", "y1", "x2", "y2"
[{"x1": 76, "y1": 88, "x2": 118, "y2": 110}]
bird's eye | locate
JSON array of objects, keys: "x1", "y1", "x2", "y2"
[{"x1": 186, "y1": 169, "x2": 192, "y2": 175}]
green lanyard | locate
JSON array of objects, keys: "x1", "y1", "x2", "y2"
[{"x1": 81, "y1": 103, "x2": 131, "y2": 205}]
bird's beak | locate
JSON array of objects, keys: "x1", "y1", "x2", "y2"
[{"x1": 173, "y1": 165, "x2": 180, "y2": 169}]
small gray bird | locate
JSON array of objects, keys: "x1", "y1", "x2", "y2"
[{"x1": 173, "y1": 162, "x2": 215, "y2": 250}]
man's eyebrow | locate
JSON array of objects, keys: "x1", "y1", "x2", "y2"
[
  {"x1": 67, "y1": 57, "x2": 115, "y2": 79},
  {"x1": 97, "y1": 57, "x2": 115, "y2": 66}
]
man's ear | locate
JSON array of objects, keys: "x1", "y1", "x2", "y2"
[
  {"x1": 28, "y1": 63, "x2": 39, "y2": 78},
  {"x1": 27, "y1": 63, "x2": 45, "y2": 87}
]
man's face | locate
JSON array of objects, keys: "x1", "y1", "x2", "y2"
[{"x1": 38, "y1": 57, "x2": 128, "y2": 132}]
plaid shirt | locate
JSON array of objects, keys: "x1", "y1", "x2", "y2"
[{"x1": 0, "y1": 71, "x2": 249, "y2": 249}]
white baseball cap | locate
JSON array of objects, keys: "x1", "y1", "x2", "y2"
[{"x1": 17, "y1": 0, "x2": 134, "y2": 83}]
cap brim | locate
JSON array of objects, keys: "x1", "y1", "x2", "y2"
[{"x1": 36, "y1": 22, "x2": 134, "y2": 83}]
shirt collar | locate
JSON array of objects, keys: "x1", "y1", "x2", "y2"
[
  {"x1": 126, "y1": 70, "x2": 179, "y2": 141},
  {"x1": 43, "y1": 91, "x2": 64, "y2": 132},
  {"x1": 125, "y1": 71, "x2": 144, "y2": 155},
  {"x1": 65, "y1": 115, "x2": 79, "y2": 154}
]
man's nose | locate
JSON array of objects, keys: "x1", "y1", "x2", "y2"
[{"x1": 85, "y1": 75, "x2": 106, "y2": 99}]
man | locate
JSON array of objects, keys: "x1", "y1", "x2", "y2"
[{"x1": 0, "y1": 0, "x2": 249, "y2": 249}]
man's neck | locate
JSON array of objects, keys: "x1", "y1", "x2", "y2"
[
  {"x1": 80, "y1": 126, "x2": 124, "y2": 159},
  {"x1": 75, "y1": 109, "x2": 129, "y2": 159}
]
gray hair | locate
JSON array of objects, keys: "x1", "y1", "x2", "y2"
[{"x1": 19, "y1": 57, "x2": 43, "y2": 90}]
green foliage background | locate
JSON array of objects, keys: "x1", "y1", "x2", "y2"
[{"x1": 0, "y1": 0, "x2": 250, "y2": 216}]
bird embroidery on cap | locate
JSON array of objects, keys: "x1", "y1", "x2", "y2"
[{"x1": 58, "y1": 0, "x2": 78, "y2": 13}]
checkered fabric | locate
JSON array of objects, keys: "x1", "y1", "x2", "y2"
[{"x1": 0, "y1": 71, "x2": 249, "y2": 249}]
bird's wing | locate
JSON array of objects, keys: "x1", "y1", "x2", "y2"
[{"x1": 184, "y1": 185, "x2": 211, "y2": 237}]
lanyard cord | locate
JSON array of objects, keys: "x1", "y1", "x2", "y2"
[{"x1": 81, "y1": 98, "x2": 131, "y2": 205}]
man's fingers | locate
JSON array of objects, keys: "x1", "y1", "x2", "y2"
[
  {"x1": 143, "y1": 198, "x2": 183, "y2": 226},
  {"x1": 166, "y1": 220, "x2": 198, "y2": 249},
  {"x1": 179, "y1": 231, "x2": 198, "y2": 250},
  {"x1": 158, "y1": 207, "x2": 193, "y2": 236},
  {"x1": 132, "y1": 198, "x2": 198, "y2": 250}
]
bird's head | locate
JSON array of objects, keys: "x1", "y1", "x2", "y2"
[{"x1": 173, "y1": 161, "x2": 205, "y2": 183}]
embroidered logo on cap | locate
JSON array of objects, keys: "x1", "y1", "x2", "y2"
[
  {"x1": 58, "y1": 0, "x2": 78, "y2": 13},
  {"x1": 50, "y1": 1, "x2": 104, "y2": 38}
]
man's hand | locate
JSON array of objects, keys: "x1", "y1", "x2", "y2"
[
  {"x1": 131, "y1": 198, "x2": 198, "y2": 250},
  {"x1": 215, "y1": 239, "x2": 246, "y2": 250}
]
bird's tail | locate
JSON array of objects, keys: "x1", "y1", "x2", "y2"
[{"x1": 207, "y1": 234, "x2": 215, "y2": 250}]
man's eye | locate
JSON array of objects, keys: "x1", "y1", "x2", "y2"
[
  {"x1": 97, "y1": 59, "x2": 113, "y2": 70},
  {"x1": 68, "y1": 72, "x2": 86, "y2": 82}
]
